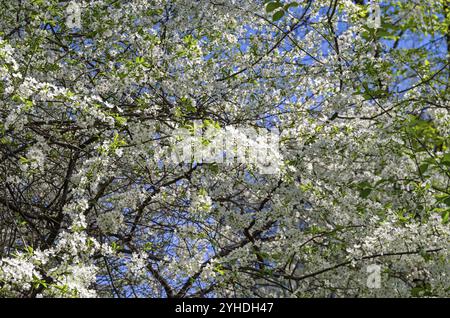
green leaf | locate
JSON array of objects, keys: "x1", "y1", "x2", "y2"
[
  {"x1": 284, "y1": 2, "x2": 299, "y2": 11},
  {"x1": 419, "y1": 163, "x2": 429, "y2": 175},
  {"x1": 25, "y1": 245, "x2": 34, "y2": 256},
  {"x1": 441, "y1": 153, "x2": 450, "y2": 167},
  {"x1": 436, "y1": 194, "x2": 450, "y2": 206},
  {"x1": 411, "y1": 284, "x2": 432, "y2": 297},
  {"x1": 266, "y1": 2, "x2": 282, "y2": 13},
  {"x1": 360, "y1": 188, "x2": 372, "y2": 199},
  {"x1": 272, "y1": 10, "x2": 285, "y2": 21},
  {"x1": 19, "y1": 156, "x2": 29, "y2": 165},
  {"x1": 213, "y1": 264, "x2": 226, "y2": 275},
  {"x1": 356, "y1": 181, "x2": 372, "y2": 199},
  {"x1": 111, "y1": 242, "x2": 121, "y2": 251},
  {"x1": 143, "y1": 242, "x2": 154, "y2": 251},
  {"x1": 441, "y1": 209, "x2": 449, "y2": 224}
]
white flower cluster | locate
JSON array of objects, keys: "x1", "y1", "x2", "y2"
[
  {"x1": 97, "y1": 210, "x2": 125, "y2": 234},
  {"x1": 0, "y1": 0, "x2": 449, "y2": 298},
  {"x1": 0, "y1": 212, "x2": 107, "y2": 297},
  {"x1": 0, "y1": 39, "x2": 19, "y2": 73},
  {"x1": 189, "y1": 191, "x2": 213, "y2": 214},
  {"x1": 0, "y1": 257, "x2": 38, "y2": 295},
  {"x1": 170, "y1": 123, "x2": 282, "y2": 174},
  {"x1": 129, "y1": 251, "x2": 147, "y2": 276}
]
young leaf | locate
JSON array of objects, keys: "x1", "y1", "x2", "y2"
[
  {"x1": 273, "y1": 10, "x2": 285, "y2": 21},
  {"x1": 266, "y1": 2, "x2": 282, "y2": 13}
]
